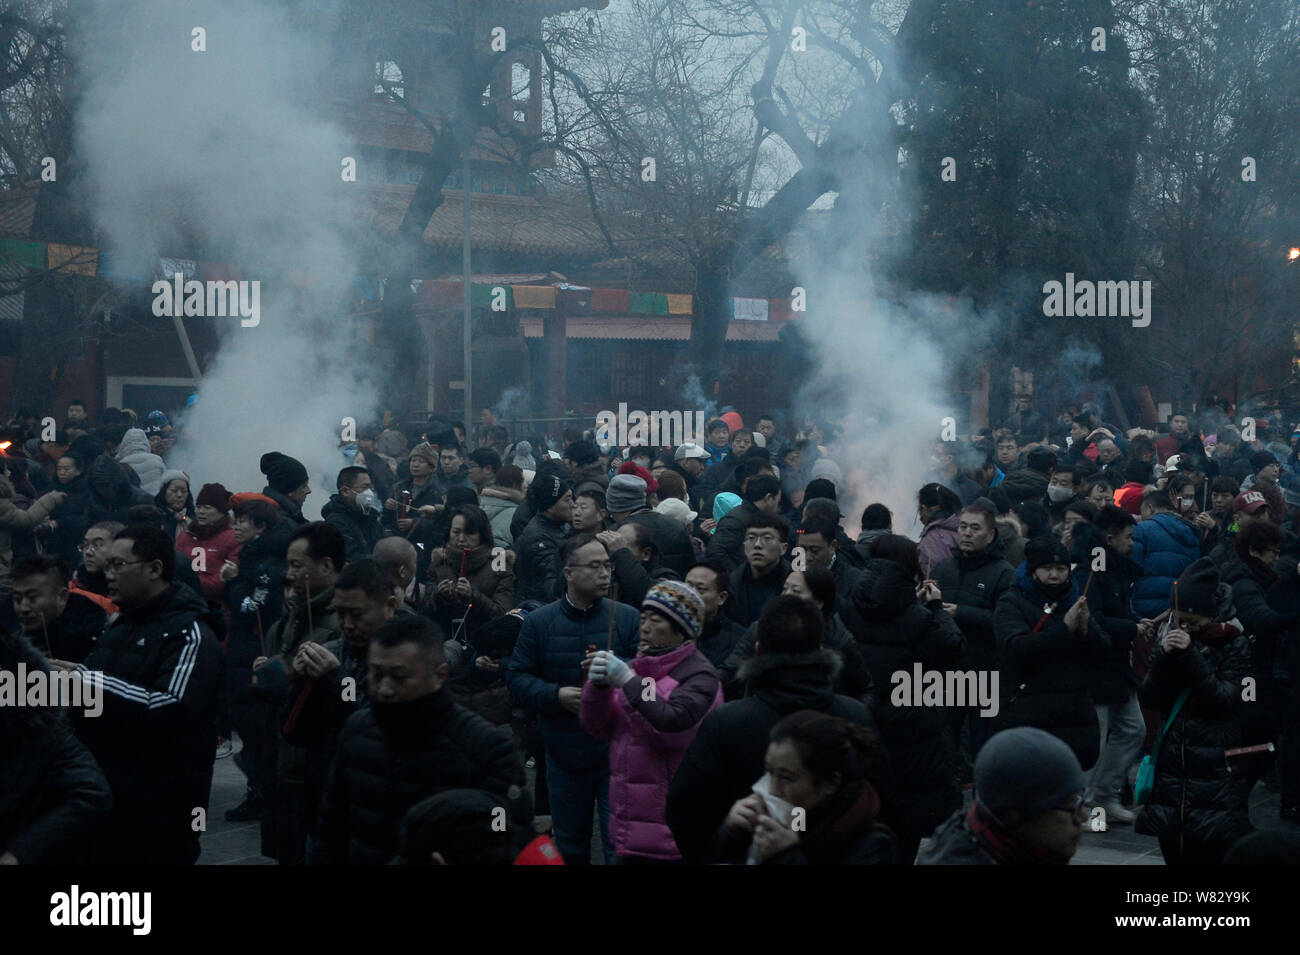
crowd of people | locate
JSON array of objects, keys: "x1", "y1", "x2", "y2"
[{"x1": 1, "y1": 395, "x2": 1298, "y2": 866}]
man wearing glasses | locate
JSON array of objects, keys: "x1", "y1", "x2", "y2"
[
  {"x1": 57, "y1": 524, "x2": 222, "y2": 865},
  {"x1": 724, "y1": 513, "x2": 791, "y2": 627},
  {"x1": 506, "y1": 533, "x2": 639, "y2": 864}
]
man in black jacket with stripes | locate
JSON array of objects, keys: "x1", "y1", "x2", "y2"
[{"x1": 63, "y1": 524, "x2": 222, "y2": 865}]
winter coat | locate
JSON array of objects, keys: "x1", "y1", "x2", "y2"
[
  {"x1": 513, "y1": 512, "x2": 570, "y2": 603},
  {"x1": 704, "y1": 500, "x2": 758, "y2": 572},
  {"x1": 177, "y1": 516, "x2": 241, "y2": 603},
  {"x1": 741, "y1": 782, "x2": 897, "y2": 865},
  {"x1": 480, "y1": 486, "x2": 524, "y2": 547},
  {"x1": 915, "y1": 811, "x2": 997, "y2": 865},
  {"x1": 504, "y1": 595, "x2": 639, "y2": 770},
  {"x1": 579, "y1": 641, "x2": 723, "y2": 860},
  {"x1": 724, "y1": 558, "x2": 790, "y2": 628},
  {"x1": 609, "y1": 545, "x2": 678, "y2": 608},
  {"x1": 1135, "y1": 625, "x2": 1254, "y2": 851},
  {"x1": 1131, "y1": 511, "x2": 1202, "y2": 618},
  {"x1": 1222, "y1": 556, "x2": 1295, "y2": 677},
  {"x1": 312, "y1": 686, "x2": 525, "y2": 865},
  {"x1": 261, "y1": 486, "x2": 307, "y2": 528},
  {"x1": 719, "y1": 612, "x2": 872, "y2": 703},
  {"x1": 0, "y1": 635, "x2": 113, "y2": 864},
  {"x1": 382, "y1": 475, "x2": 443, "y2": 534},
  {"x1": 992, "y1": 567, "x2": 1109, "y2": 768},
  {"x1": 1069, "y1": 523, "x2": 1142, "y2": 704},
  {"x1": 46, "y1": 472, "x2": 94, "y2": 565},
  {"x1": 430, "y1": 466, "x2": 474, "y2": 502},
  {"x1": 616, "y1": 507, "x2": 696, "y2": 579},
  {"x1": 999, "y1": 468, "x2": 1049, "y2": 508},
  {"x1": 23, "y1": 591, "x2": 106, "y2": 664},
  {"x1": 917, "y1": 513, "x2": 960, "y2": 576},
  {"x1": 932, "y1": 543, "x2": 1015, "y2": 671},
  {"x1": 321, "y1": 492, "x2": 384, "y2": 563},
  {"x1": 425, "y1": 542, "x2": 516, "y2": 636},
  {"x1": 114, "y1": 429, "x2": 166, "y2": 495},
  {"x1": 696, "y1": 613, "x2": 745, "y2": 669},
  {"x1": 855, "y1": 527, "x2": 890, "y2": 563},
  {"x1": 86, "y1": 455, "x2": 154, "y2": 525},
  {"x1": 0, "y1": 475, "x2": 62, "y2": 581},
  {"x1": 223, "y1": 521, "x2": 291, "y2": 668},
  {"x1": 665, "y1": 647, "x2": 874, "y2": 864},
  {"x1": 72, "y1": 584, "x2": 223, "y2": 838},
  {"x1": 850, "y1": 558, "x2": 965, "y2": 838}
]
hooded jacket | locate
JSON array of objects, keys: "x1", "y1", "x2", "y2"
[
  {"x1": 665, "y1": 647, "x2": 874, "y2": 864},
  {"x1": 1131, "y1": 511, "x2": 1201, "y2": 618},
  {"x1": 480, "y1": 485, "x2": 525, "y2": 548},
  {"x1": 704, "y1": 500, "x2": 759, "y2": 572},
  {"x1": 72, "y1": 583, "x2": 222, "y2": 838},
  {"x1": 114, "y1": 429, "x2": 166, "y2": 496},
  {"x1": 850, "y1": 558, "x2": 965, "y2": 839},
  {"x1": 321, "y1": 492, "x2": 383, "y2": 563},
  {"x1": 992, "y1": 566, "x2": 1109, "y2": 768},
  {"x1": 312, "y1": 685, "x2": 525, "y2": 865},
  {"x1": 579, "y1": 641, "x2": 723, "y2": 860},
  {"x1": 999, "y1": 468, "x2": 1049, "y2": 508},
  {"x1": 1136, "y1": 615, "x2": 1254, "y2": 851},
  {"x1": 0, "y1": 474, "x2": 63, "y2": 581},
  {"x1": 718, "y1": 612, "x2": 873, "y2": 703},
  {"x1": 0, "y1": 635, "x2": 113, "y2": 864},
  {"x1": 932, "y1": 539, "x2": 1015, "y2": 671}
]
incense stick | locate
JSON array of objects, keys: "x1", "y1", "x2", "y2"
[
  {"x1": 606, "y1": 594, "x2": 616, "y2": 652},
  {"x1": 304, "y1": 574, "x2": 315, "y2": 641},
  {"x1": 255, "y1": 605, "x2": 267, "y2": 659}
]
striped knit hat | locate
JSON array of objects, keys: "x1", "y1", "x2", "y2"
[{"x1": 642, "y1": 580, "x2": 705, "y2": 642}]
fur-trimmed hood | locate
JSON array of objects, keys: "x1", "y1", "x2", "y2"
[{"x1": 736, "y1": 646, "x2": 843, "y2": 709}]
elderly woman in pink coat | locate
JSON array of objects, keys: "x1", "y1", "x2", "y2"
[{"x1": 581, "y1": 580, "x2": 723, "y2": 864}]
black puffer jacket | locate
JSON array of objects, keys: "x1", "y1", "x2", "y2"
[
  {"x1": 261, "y1": 486, "x2": 307, "y2": 527},
  {"x1": 46, "y1": 472, "x2": 95, "y2": 565},
  {"x1": 0, "y1": 634, "x2": 113, "y2": 864},
  {"x1": 72, "y1": 583, "x2": 222, "y2": 837},
  {"x1": 931, "y1": 542, "x2": 1014, "y2": 671},
  {"x1": 1070, "y1": 522, "x2": 1143, "y2": 704},
  {"x1": 223, "y1": 520, "x2": 291, "y2": 668},
  {"x1": 513, "y1": 512, "x2": 570, "y2": 603},
  {"x1": 312, "y1": 685, "x2": 526, "y2": 865},
  {"x1": 25, "y1": 591, "x2": 106, "y2": 664},
  {"x1": 665, "y1": 648, "x2": 875, "y2": 864},
  {"x1": 503, "y1": 595, "x2": 639, "y2": 769},
  {"x1": 696, "y1": 613, "x2": 745, "y2": 669},
  {"x1": 381, "y1": 476, "x2": 443, "y2": 533},
  {"x1": 1135, "y1": 622, "x2": 1254, "y2": 850},
  {"x1": 1221, "y1": 555, "x2": 1295, "y2": 678},
  {"x1": 992, "y1": 568, "x2": 1108, "y2": 768},
  {"x1": 321, "y1": 493, "x2": 384, "y2": 563},
  {"x1": 850, "y1": 558, "x2": 965, "y2": 839}
]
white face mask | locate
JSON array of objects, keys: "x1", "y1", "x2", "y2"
[
  {"x1": 1047, "y1": 484, "x2": 1074, "y2": 503},
  {"x1": 355, "y1": 488, "x2": 379, "y2": 514},
  {"x1": 1179, "y1": 497, "x2": 1195, "y2": 512}
]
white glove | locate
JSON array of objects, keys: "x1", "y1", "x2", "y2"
[{"x1": 589, "y1": 650, "x2": 633, "y2": 687}]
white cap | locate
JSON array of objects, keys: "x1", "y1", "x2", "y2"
[
  {"x1": 654, "y1": 497, "x2": 698, "y2": 527},
  {"x1": 674, "y1": 442, "x2": 709, "y2": 461}
]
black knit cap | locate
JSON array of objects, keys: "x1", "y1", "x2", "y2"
[
  {"x1": 528, "y1": 472, "x2": 572, "y2": 511},
  {"x1": 1024, "y1": 536, "x2": 1071, "y2": 573},
  {"x1": 1171, "y1": 557, "x2": 1221, "y2": 618},
  {"x1": 261, "y1": 451, "x2": 308, "y2": 495},
  {"x1": 1251, "y1": 451, "x2": 1278, "y2": 473},
  {"x1": 563, "y1": 440, "x2": 599, "y2": 466}
]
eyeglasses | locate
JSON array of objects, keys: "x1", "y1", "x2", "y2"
[
  {"x1": 78, "y1": 540, "x2": 109, "y2": 553},
  {"x1": 106, "y1": 559, "x2": 147, "y2": 572},
  {"x1": 744, "y1": 534, "x2": 780, "y2": 546},
  {"x1": 1056, "y1": 793, "x2": 1089, "y2": 823},
  {"x1": 574, "y1": 560, "x2": 612, "y2": 573}
]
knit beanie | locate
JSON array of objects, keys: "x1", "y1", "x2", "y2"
[
  {"x1": 713, "y1": 491, "x2": 742, "y2": 521},
  {"x1": 606, "y1": 474, "x2": 647, "y2": 513},
  {"x1": 975, "y1": 727, "x2": 1085, "y2": 819},
  {"x1": 527, "y1": 472, "x2": 571, "y2": 512},
  {"x1": 409, "y1": 442, "x2": 439, "y2": 468},
  {"x1": 196, "y1": 482, "x2": 232, "y2": 511},
  {"x1": 265, "y1": 454, "x2": 308, "y2": 495},
  {"x1": 1251, "y1": 451, "x2": 1278, "y2": 473},
  {"x1": 617, "y1": 461, "x2": 658, "y2": 495},
  {"x1": 809, "y1": 458, "x2": 843, "y2": 486},
  {"x1": 160, "y1": 469, "x2": 189, "y2": 490},
  {"x1": 1171, "y1": 557, "x2": 1221, "y2": 618},
  {"x1": 1024, "y1": 536, "x2": 1071, "y2": 573},
  {"x1": 642, "y1": 580, "x2": 705, "y2": 642}
]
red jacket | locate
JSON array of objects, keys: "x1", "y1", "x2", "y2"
[{"x1": 176, "y1": 517, "x2": 240, "y2": 602}]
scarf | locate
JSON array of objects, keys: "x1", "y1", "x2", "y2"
[
  {"x1": 1014, "y1": 562, "x2": 1079, "y2": 609},
  {"x1": 965, "y1": 799, "x2": 1065, "y2": 866}
]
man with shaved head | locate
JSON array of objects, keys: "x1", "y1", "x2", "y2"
[{"x1": 373, "y1": 536, "x2": 421, "y2": 608}]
